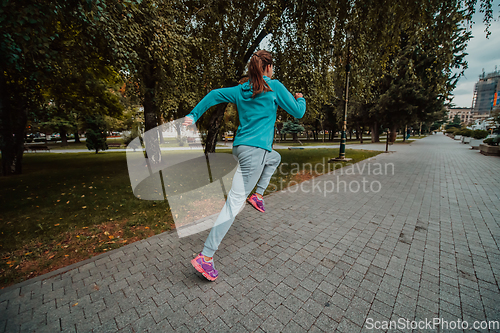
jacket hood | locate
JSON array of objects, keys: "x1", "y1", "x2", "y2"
[{"x1": 241, "y1": 76, "x2": 271, "y2": 98}]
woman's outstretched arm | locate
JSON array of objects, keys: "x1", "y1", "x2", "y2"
[
  {"x1": 273, "y1": 81, "x2": 306, "y2": 119},
  {"x1": 183, "y1": 86, "x2": 240, "y2": 125}
]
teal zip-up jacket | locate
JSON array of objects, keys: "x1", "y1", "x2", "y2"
[{"x1": 186, "y1": 76, "x2": 306, "y2": 152}]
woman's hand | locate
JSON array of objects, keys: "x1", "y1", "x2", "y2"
[
  {"x1": 294, "y1": 93, "x2": 303, "y2": 100},
  {"x1": 182, "y1": 116, "x2": 193, "y2": 126}
]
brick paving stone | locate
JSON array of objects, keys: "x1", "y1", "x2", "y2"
[
  {"x1": 239, "y1": 311, "x2": 264, "y2": 332},
  {"x1": 2, "y1": 135, "x2": 500, "y2": 332}
]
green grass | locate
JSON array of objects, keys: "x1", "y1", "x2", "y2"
[
  {"x1": 0, "y1": 147, "x2": 380, "y2": 287},
  {"x1": 30, "y1": 137, "x2": 210, "y2": 150},
  {"x1": 277, "y1": 135, "x2": 427, "y2": 146}
]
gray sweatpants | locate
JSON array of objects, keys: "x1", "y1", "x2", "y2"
[{"x1": 202, "y1": 145, "x2": 281, "y2": 257}]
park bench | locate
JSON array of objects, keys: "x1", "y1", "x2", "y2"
[
  {"x1": 26, "y1": 145, "x2": 50, "y2": 152},
  {"x1": 108, "y1": 143, "x2": 124, "y2": 148},
  {"x1": 187, "y1": 137, "x2": 203, "y2": 149},
  {"x1": 188, "y1": 142, "x2": 203, "y2": 149}
]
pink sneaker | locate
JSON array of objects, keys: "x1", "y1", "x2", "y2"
[
  {"x1": 247, "y1": 194, "x2": 265, "y2": 213},
  {"x1": 191, "y1": 253, "x2": 218, "y2": 281}
]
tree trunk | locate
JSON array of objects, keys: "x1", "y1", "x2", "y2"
[
  {"x1": 389, "y1": 125, "x2": 398, "y2": 143},
  {"x1": 371, "y1": 121, "x2": 380, "y2": 143},
  {"x1": 204, "y1": 103, "x2": 227, "y2": 154},
  {"x1": 74, "y1": 132, "x2": 81, "y2": 143},
  {"x1": 143, "y1": 64, "x2": 161, "y2": 164},
  {"x1": 1, "y1": 74, "x2": 27, "y2": 176},
  {"x1": 158, "y1": 114, "x2": 164, "y2": 144},
  {"x1": 61, "y1": 128, "x2": 68, "y2": 146}
]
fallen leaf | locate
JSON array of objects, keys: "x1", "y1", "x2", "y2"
[
  {"x1": 54, "y1": 224, "x2": 60, "y2": 226},
  {"x1": 82, "y1": 206, "x2": 87, "y2": 209},
  {"x1": 72, "y1": 303, "x2": 78, "y2": 307}
]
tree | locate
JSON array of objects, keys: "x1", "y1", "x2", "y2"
[
  {"x1": 281, "y1": 119, "x2": 305, "y2": 143},
  {"x1": 445, "y1": 114, "x2": 462, "y2": 130},
  {"x1": 95, "y1": 0, "x2": 195, "y2": 164},
  {"x1": 0, "y1": 0, "x2": 119, "y2": 175},
  {"x1": 85, "y1": 115, "x2": 108, "y2": 153},
  {"x1": 347, "y1": 1, "x2": 476, "y2": 142},
  {"x1": 183, "y1": 0, "x2": 291, "y2": 153}
]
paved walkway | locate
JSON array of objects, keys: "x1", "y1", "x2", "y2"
[{"x1": 2, "y1": 135, "x2": 499, "y2": 332}]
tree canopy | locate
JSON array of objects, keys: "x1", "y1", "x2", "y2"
[{"x1": 1, "y1": 0, "x2": 498, "y2": 175}]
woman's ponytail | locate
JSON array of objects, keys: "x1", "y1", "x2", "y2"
[{"x1": 248, "y1": 50, "x2": 273, "y2": 98}]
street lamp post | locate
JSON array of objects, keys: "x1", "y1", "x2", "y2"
[{"x1": 330, "y1": 30, "x2": 353, "y2": 162}]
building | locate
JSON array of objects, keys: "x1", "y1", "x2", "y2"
[
  {"x1": 471, "y1": 69, "x2": 500, "y2": 117},
  {"x1": 447, "y1": 107, "x2": 473, "y2": 124}
]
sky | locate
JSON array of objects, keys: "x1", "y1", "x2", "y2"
[{"x1": 452, "y1": 6, "x2": 500, "y2": 107}]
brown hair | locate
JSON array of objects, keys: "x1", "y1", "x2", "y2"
[{"x1": 248, "y1": 50, "x2": 273, "y2": 98}]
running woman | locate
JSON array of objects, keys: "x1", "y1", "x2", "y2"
[{"x1": 182, "y1": 50, "x2": 306, "y2": 281}]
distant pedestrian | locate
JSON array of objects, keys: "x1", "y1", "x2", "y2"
[{"x1": 182, "y1": 50, "x2": 306, "y2": 281}]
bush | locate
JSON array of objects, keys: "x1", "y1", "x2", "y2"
[
  {"x1": 85, "y1": 115, "x2": 108, "y2": 153},
  {"x1": 456, "y1": 128, "x2": 472, "y2": 137},
  {"x1": 445, "y1": 123, "x2": 460, "y2": 130},
  {"x1": 122, "y1": 127, "x2": 142, "y2": 147},
  {"x1": 177, "y1": 137, "x2": 187, "y2": 146},
  {"x1": 445, "y1": 127, "x2": 458, "y2": 134},
  {"x1": 483, "y1": 136, "x2": 499, "y2": 146},
  {"x1": 472, "y1": 130, "x2": 488, "y2": 140}
]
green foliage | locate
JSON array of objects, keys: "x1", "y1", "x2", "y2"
[
  {"x1": 472, "y1": 130, "x2": 489, "y2": 139},
  {"x1": 122, "y1": 126, "x2": 143, "y2": 147},
  {"x1": 1, "y1": 0, "x2": 498, "y2": 174},
  {"x1": 281, "y1": 119, "x2": 305, "y2": 142},
  {"x1": 281, "y1": 119, "x2": 305, "y2": 135},
  {"x1": 176, "y1": 137, "x2": 187, "y2": 147},
  {"x1": 483, "y1": 136, "x2": 499, "y2": 145},
  {"x1": 455, "y1": 128, "x2": 472, "y2": 137},
  {"x1": 450, "y1": 115, "x2": 462, "y2": 125},
  {"x1": 445, "y1": 123, "x2": 461, "y2": 130},
  {"x1": 85, "y1": 115, "x2": 108, "y2": 153}
]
